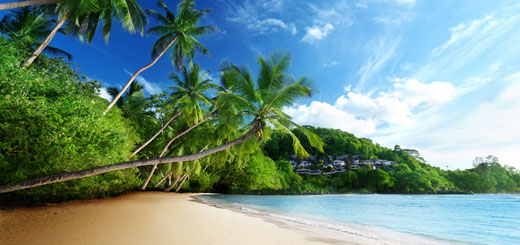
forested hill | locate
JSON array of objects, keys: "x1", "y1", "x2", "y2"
[
  {"x1": 264, "y1": 126, "x2": 420, "y2": 165},
  {"x1": 209, "y1": 126, "x2": 520, "y2": 195}
]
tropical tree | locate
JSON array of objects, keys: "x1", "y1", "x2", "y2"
[
  {"x1": 23, "y1": 0, "x2": 148, "y2": 67},
  {"x1": 140, "y1": 63, "x2": 217, "y2": 190},
  {"x1": 0, "y1": 6, "x2": 71, "y2": 60},
  {"x1": 217, "y1": 51, "x2": 324, "y2": 159},
  {"x1": 104, "y1": 0, "x2": 217, "y2": 114},
  {"x1": 107, "y1": 81, "x2": 145, "y2": 110},
  {"x1": 0, "y1": 51, "x2": 323, "y2": 194}
]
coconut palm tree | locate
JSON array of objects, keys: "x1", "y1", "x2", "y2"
[
  {"x1": 107, "y1": 81, "x2": 144, "y2": 109},
  {"x1": 104, "y1": 0, "x2": 217, "y2": 114},
  {"x1": 0, "y1": 7, "x2": 72, "y2": 60},
  {"x1": 140, "y1": 63, "x2": 218, "y2": 190},
  {"x1": 23, "y1": 0, "x2": 148, "y2": 67},
  {"x1": 0, "y1": 51, "x2": 323, "y2": 194}
]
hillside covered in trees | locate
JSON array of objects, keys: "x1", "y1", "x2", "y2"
[{"x1": 196, "y1": 127, "x2": 520, "y2": 194}]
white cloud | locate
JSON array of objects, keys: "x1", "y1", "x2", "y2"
[
  {"x1": 309, "y1": 4, "x2": 353, "y2": 26},
  {"x1": 124, "y1": 70, "x2": 162, "y2": 95},
  {"x1": 285, "y1": 101, "x2": 377, "y2": 135},
  {"x1": 99, "y1": 87, "x2": 112, "y2": 101},
  {"x1": 393, "y1": 79, "x2": 456, "y2": 107},
  {"x1": 286, "y1": 79, "x2": 455, "y2": 138},
  {"x1": 356, "y1": 37, "x2": 401, "y2": 89},
  {"x1": 301, "y1": 23, "x2": 334, "y2": 43},
  {"x1": 344, "y1": 84, "x2": 352, "y2": 92},
  {"x1": 225, "y1": 0, "x2": 297, "y2": 35},
  {"x1": 299, "y1": 2, "x2": 354, "y2": 44},
  {"x1": 457, "y1": 63, "x2": 501, "y2": 95},
  {"x1": 373, "y1": 12, "x2": 413, "y2": 25},
  {"x1": 323, "y1": 61, "x2": 340, "y2": 67},
  {"x1": 432, "y1": 15, "x2": 499, "y2": 56},
  {"x1": 373, "y1": 73, "x2": 520, "y2": 169}
]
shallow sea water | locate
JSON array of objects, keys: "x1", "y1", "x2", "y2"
[{"x1": 201, "y1": 194, "x2": 520, "y2": 245}]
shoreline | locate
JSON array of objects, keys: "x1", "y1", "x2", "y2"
[
  {"x1": 195, "y1": 194, "x2": 450, "y2": 245},
  {"x1": 1, "y1": 191, "x2": 448, "y2": 244}
]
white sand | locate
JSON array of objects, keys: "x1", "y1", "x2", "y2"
[{"x1": 0, "y1": 192, "x2": 446, "y2": 244}]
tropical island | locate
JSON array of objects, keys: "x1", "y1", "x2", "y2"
[{"x1": 1, "y1": 1, "x2": 520, "y2": 244}]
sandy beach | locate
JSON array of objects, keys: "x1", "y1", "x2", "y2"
[{"x1": 1, "y1": 192, "x2": 443, "y2": 245}]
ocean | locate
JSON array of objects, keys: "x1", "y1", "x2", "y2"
[{"x1": 201, "y1": 194, "x2": 520, "y2": 244}]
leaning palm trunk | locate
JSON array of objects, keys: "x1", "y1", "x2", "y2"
[
  {"x1": 153, "y1": 171, "x2": 174, "y2": 188},
  {"x1": 129, "y1": 110, "x2": 182, "y2": 159},
  {"x1": 164, "y1": 173, "x2": 185, "y2": 192},
  {"x1": 24, "y1": 16, "x2": 67, "y2": 67},
  {"x1": 0, "y1": 121, "x2": 260, "y2": 194},
  {"x1": 140, "y1": 113, "x2": 213, "y2": 190},
  {"x1": 152, "y1": 141, "x2": 210, "y2": 188},
  {"x1": 174, "y1": 173, "x2": 188, "y2": 192},
  {"x1": 104, "y1": 35, "x2": 178, "y2": 114},
  {"x1": 0, "y1": 0, "x2": 60, "y2": 11}
]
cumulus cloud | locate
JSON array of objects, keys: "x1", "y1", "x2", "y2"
[
  {"x1": 99, "y1": 87, "x2": 112, "y2": 101},
  {"x1": 286, "y1": 79, "x2": 456, "y2": 137},
  {"x1": 392, "y1": 79, "x2": 456, "y2": 106},
  {"x1": 376, "y1": 73, "x2": 520, "y2": 169},
  {"x1": 301, "y1": 23, "x2": 334, "y2": 43},
  {"x1": 284, "y1": 101, "x2": 377, "y2": 135}
]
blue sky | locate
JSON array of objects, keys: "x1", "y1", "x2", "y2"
[{"x1": 17, "y1": 0, "x2": 520, "y2": 169}]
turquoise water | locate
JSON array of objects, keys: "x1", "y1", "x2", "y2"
[{"x1": 202, "y1": 194, "x2": 520, "y2": 244}]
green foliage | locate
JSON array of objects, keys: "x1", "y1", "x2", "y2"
[
  {"x1": 447, "y1": 157, "x2": 520, "y2": 193},
  {"x1": 0, "y1": 37, "x2": 140, "y2": 202},
  {"x1": 146, "y1": 0, "x2": 217, "y2": 70}
]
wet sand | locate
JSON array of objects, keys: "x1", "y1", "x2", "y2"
[{"x1": 0, "y1": 192, "x2": 444, "y2": 244}]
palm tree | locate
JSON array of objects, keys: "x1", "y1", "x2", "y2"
[
  {"x1": 0, "y1": 51, "x2": 323, "y2": 194},
  {"x1": 107, "y1": 81, "x2": 144, "y2": 109},
  {"x1": 104, "y1": 0, "x2": 217, "y2": 114},
  {"x1": 0, "y1": 0, "x2": 61, "y2": 11},
  {"x1": 23, "y1": 0, "x2": 148, "y2": 67},
  {"x1": 216, "y1": 51, "x2": 324, "y2": 158},
  {"x1": 0, "y1": 6, "x2": 72, "y2": 60},
  {"x1": 168, "y1": 63, "x2": 217, "y2": 125},
  {"x1": 140, "y1": 63, "x2": 217, "y2": 190}
]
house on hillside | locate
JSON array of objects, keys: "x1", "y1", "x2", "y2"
[
  {"x1": 332, "y1": 160, "x2": 345, "y2": 167},
  {"x1": 299, "y1": 161, "x2": 312, "y2": 168},
  {"x1": 309, "y1": 170, "x2": 321, "y2": 175},
  {"x1": 336, "y1": 168, "x2": 346, "y2": 173},
  {"x1": 295, "y1": 169, "x2": 310, "y2": 175}
]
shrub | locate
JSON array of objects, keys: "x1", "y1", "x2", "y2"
[{"x1": 0, "y1": 37, "x2": 140, "y2": 203}]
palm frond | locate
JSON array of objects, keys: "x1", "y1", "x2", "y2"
[
  {"x1": 257, "y1": 51, "x2": 292, "y2": 96},
  {"x1": 42, "y1": 45, "x2": 73, "y2": 60}
]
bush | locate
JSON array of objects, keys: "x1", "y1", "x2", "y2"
[{"x1": 0, "y1": 37, "x2": 140, "y2": 203}]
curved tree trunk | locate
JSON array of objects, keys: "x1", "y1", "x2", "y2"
[
  {"x1": 140, "y1": 113, "x2": 213, "y2": 190},
  {"x1": 104, "y1": 35, "x2": 178, "y2": 114},
  {"x1": 152, "y1": 142, "x2": 210, "y2": 188},
  {"x1": 153, "y1": 171, "x2": 174, "y2": 188},
  {"x1": 174, "y1": 173, "x2": 188, "y2": 192},
  {"x1": 24, "y1": 16, "x2": 67, "y2": 67},
  {"x1": 0, "y1": 0, "x2": 60, "y2": 11},
  {"x1": 164, "y1": 173, "x2": 184, "y2": 192},
  {"x1": 0, "y1": 121, "x2": 260, "y2": 194},
  {"x1": 129, "y1": 110, "x2": 182, "y2": 159}
]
